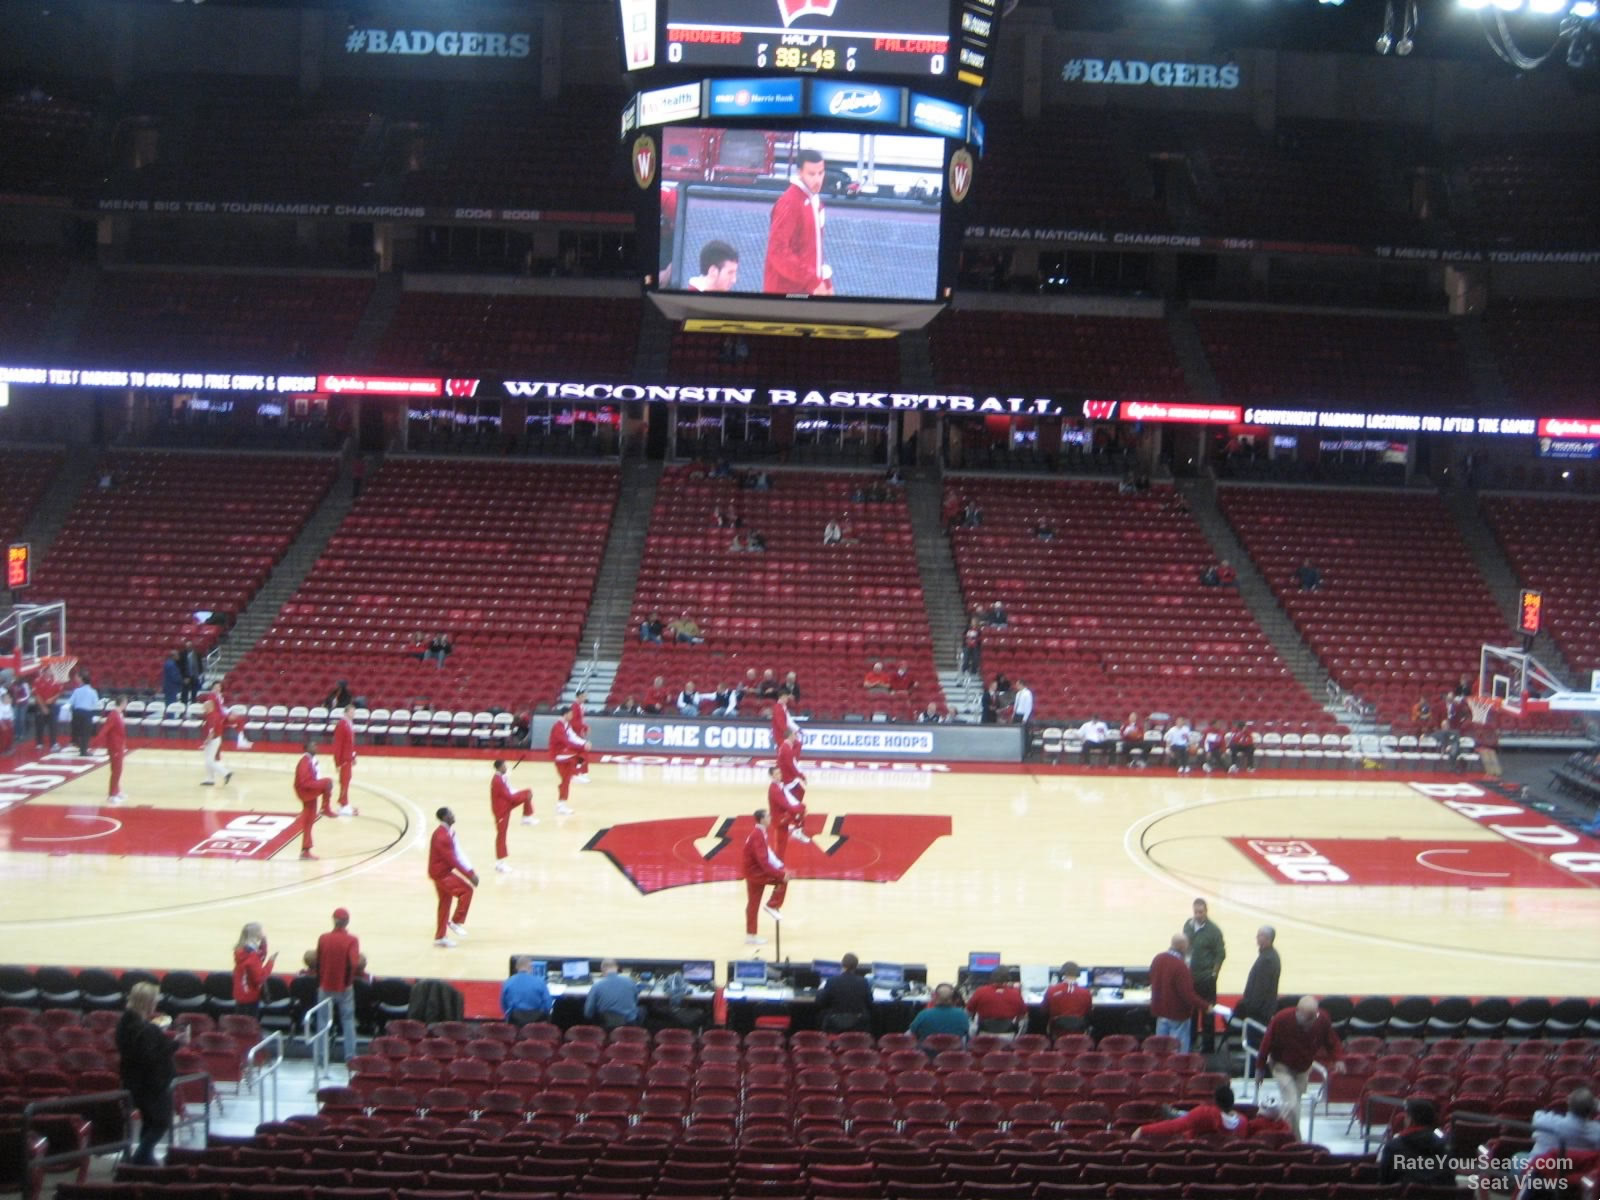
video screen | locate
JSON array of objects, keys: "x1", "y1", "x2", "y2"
[
  {"x1": 659, "y1": 126, "x2": 945, "y2": 301},
  {"x1": 666, "y1": 0, "x2": 951, "y2": 77},
  {"x1": 1089, "y1": 966, "x2": 1126, "y2": 990},
  {"x1": 562, "y1": 959, "x2": 592, "y2": 981},
  {"x1": 682, "y1": 960, "x2": 716, "y2": 983},
  {"x1": 872, "y1": 962, "x2": 906, "y2": 986},
  {"x1": 813, "y1": 958, "x2": 843, "y2": 979},
  {"x1": 733, "y1": 960, "x2": 768, "y2": 983},
  {"x1": 967, "y1": 950, "x2": 1001, "y2": 972}
]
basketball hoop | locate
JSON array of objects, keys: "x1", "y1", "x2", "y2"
[{"x1": 1466, "y1": 694, "x2": 1499, "y2": 726}]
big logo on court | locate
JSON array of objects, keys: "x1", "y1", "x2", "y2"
[{"x1": 585, "y1": 813, "x2": 951, "y2": 895}]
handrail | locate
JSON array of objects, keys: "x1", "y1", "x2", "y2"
[
  {"x1": 248, "y1": 1030, "x2": 285, "y2": 1126},
  {"x1": 167, "y1": 1070, "x2": 212, "y2": 1150},
  {"x1": 303, "y1": 996, "x2": 334, "y2": 1092},
  {"x1": 21, "y1": 1088, "x2": 134, "y2": 1170}
]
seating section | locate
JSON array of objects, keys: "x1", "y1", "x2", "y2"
[
  {"x1": 1217, "y1": 487, "x2": 1511, "y2": 729},
  {"x1": 72, "y1": 273, "x2": 373, "y2": 370},
  {"x1": 0, "y1": 248, "x2": 73, "y2": 355},
  {"x1": 1193, "y1": 309, "x2": 1472, "y2": 412},
  {"x1": 229, "y1": 460, "x2": 617, "y2": 714},
  {"x1": 1479, "y1": 495, "x2": 1600, "y2": 679},
  {"x1": 931, "y1": 311, "x2": 1189, "y2": 399},
  {"x1": 0, "y1": 93, "x2": 96, "y2": 196},
  {"x1": 377, "y1": 293, "x2": 642, "y2": 377},
  {"x1": 611, "y1": 472, "x2": 942, "y2": 721},
  {"x1": 1455, "y1": 135, "x2": 1600, "y2": 249},
  {"x1": 1482, "y1": 301, "x2": 1600, "y2": 412},
  {"x1": 0, "y1": 450, "x2": 61, "y2": 556},
  {"x1": 947, "y1": 479, "x2": 1328, "y2": 729},
  {"x1": 30, "y1": 452, "x2": 337, "y2": 693},
  {"x1": 668, "y1": 331, "x2": 900, "y2": 389}
]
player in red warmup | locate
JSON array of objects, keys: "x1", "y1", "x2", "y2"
[
  {"x1": 771, "y1": 692, "x2": 796, "y2": 745},
  {"x1": 777, "y1": 728, "x2": 807, "y2": 805},
  {"x1": 429, "y1": 806, "x2": 478, "y2": 947},
  {"x1": 490, "y1": 758, "x2": 533, "y2": 872},
  {"x1": 293, "y1": 740, "x2": 334, "y2": 859},
  {"x1": 569, "y1": 690, "x2": 591, "y2": 786},
  {"x1": 742, "y1": 808, "x2": 787, "y2": 946},
  {"x1": 548, "y1": 705, "x2": 588, "y2": 816},
  {"x1": 200, "y1": 695, "x2": 233, "y2": 786},
  {"x1": 331, "y1": 707, "x2": 358, "y2": 817},
  {"x1": 766, "y1": 764, "x2": 810, "y2": 857},
  {"x1": 95, "y1": 695, "x2": 129, "y2": 805}
]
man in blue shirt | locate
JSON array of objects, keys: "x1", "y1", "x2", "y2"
[
  {"x1": 582, "y1": 959, "x2": 640, "y2": 1029},
  {"x1": 69, "y1": 670, "x2": 100, "y2": 756},
  {"x1": 500, "y1": 956, "x2": 552, "y2": 1027}
]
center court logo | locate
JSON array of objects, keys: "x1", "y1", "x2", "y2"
[{"x1": 585, "y1": 813, "x2": 951, "y2": 894}]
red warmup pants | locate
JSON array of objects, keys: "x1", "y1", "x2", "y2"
[
  {"x1": 493, "y1": 787, "x2": 531, "y2": 859},
  {"x1": 744, "y1": 878, "x2": 787, "y2": 935},
  {"x1": 772, "y1": 804, "x2": 807, "y2": 860},
  {"x1": 336, "y1": 761, "x2": 353, "y2": 808},
  {"x1": 554, "y1": 758, "x2": 578, "y2": 802},
  {"x1": 107, "y1": 751, "x2": 124, "y2": 798},
  {"x1": 434, "y1": 875, "x2": 473, "y2": 938},
  {"x1": 296, "y1": 781, "x2": 332, "y2": 853}
]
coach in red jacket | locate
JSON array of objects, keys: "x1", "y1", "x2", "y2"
[
  {"x1": 429, "y1": 806, "x2": 478, "y2": 947},
  {"x1": 1149, "y1": 932, "x2": 1207, "y2": 1055},
  {"x1": 294, "y1": 741, "x2": 334, "y2": 859},
  {"x1": 331, "y1": 708, "x2": 357, "y2": 815},
  {"x1": 490, "y1": 759, "x2": 532, "y2": 871},
  {"x1": 743, "y1": 809, "x2": 787, "y2": 945},
  {"x1": 95, "y1": 695, "x2": 129, "y2": 805}
]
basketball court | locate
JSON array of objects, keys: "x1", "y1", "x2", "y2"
[{"x1": 3, "y1": 744, "x2": 1597, "y2": 1003}]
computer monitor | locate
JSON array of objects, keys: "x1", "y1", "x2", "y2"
[
  {"x1": 813, "y1": 959, "x2": 843, "y2": 980},
  {"x1": 732, "y1": 960, "x2": 767, "y2": 984},
  {"x1": 968, "y1": 951, "x2": 1002, "y2": 973},
  {"x1": 1089, "y1": 966, "x2": 1126, "y2": 989},
  {"x1": 561, "y1": 959, "x2": 591, "y2": 981},
  {"x1": 872, "y1": 962, "x2": 905, "y2": 987},
  {"x1": 682, "y1": 960, "x2": 715, "y2": 985}
]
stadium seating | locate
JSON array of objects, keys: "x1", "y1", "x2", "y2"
[
  {"x1": 0, "y1": 449, "x2": 61, "y2": 558},
  {"x1": 609, "y1": 470, "x2": 943, "y2": 721},
  {"x1": 1479, "y1": 494, "x2": 1600, "y2": 680},
  {"x1": 71, "y1": 272, "x2": 374, "y2": 371},
  {"x1": 227, "y1": 459, "x2": 617, "y2": 715},
  {"x1": 0, "y1": 92, "x2": 96, "y2": 197},
  {"x1": 1482, "y1": 300, "x2": 1600, "y2": 413},
  {"x1": 667, "y1": 330, "x2": 900, "y2": 389},
  {"x1": 377, "y1": 293, "x2": 642, "y2": 377},
  {"x1": 946, "y1": 478, "x2": 1329, "y2": 729},
  {"x1": 1193, "y1": 309, "x2": 1472, "y2": 412},
  {"x1": 930, "y1": 311, "x2": 1190, "y2": 399},
  {"x1": 1454, "y1": 134, "x2": 1600, "y2": 250},
  {"x1": 29, "y1": 452, "x2": 338, "y2": 693},
  {"x1": 0, "y1": 248, "x2": 72, "y2": 357},
  {"x1": 1216, "y1": 486, "x2": 1511, "y2": 728}
]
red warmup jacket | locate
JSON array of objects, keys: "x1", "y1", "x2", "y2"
[
  {"x1": 743, "y1": 824, "x2": 784, "y2": 885},
  {"x1": 332, "y1": 717, "x2": 356, "y2": 768},
  {"x1": 571, "y1": 701, "x2": 589, "y2": 737},
  {"x1": 763, "y1": 183, "x2": 825, "y2": 293},
  {"x1": 777, "y1": 739, "x2": 806, "y2": 784},
  {"x1": 96, "y1": 708, "x2": 127, "y2": 755},
  {"x1": 491, "y1": 772, "x2": 528, "y2": 809},
  {"x1": 201, "y1": 706, "x2": 226, "y2": 743},
  {"x1": 294, "y1": 754, "x2": 323, "y2": 796},
  {"x1": 429, "y1": 824, "x2": 469, "y2": 881},
  {"x1": 768, "y1": 780, "x2": 803, "y2": 828},
  {"x1": 232, "y1": 942, "x2": 271, "y2": 1005},
  {"x1": 548, "y1": 720, "x2": 585, "y2": 760},
  {"x1": 771, "y1": 699, "x2": 792, "y2": 743},
  {"x1": 1138, "y1": 1105, "x2": 1288, "y2": 1141}
]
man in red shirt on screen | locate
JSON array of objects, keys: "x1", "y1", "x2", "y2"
[
  {"x1": 763, "y1": 149, "x2": 834, "y2": 296},
  {"x1": 293, "y1": 740, "x2": 334, "y2": 859},
  {"x1": 490, "y1": 758, "x2": 533, "y2": 872},
  {"x1": 331, "y1": 707, "x2": 358, "y2": 817},
  {"x1": 743, "y1": 808, "x2": 787, "y2": 945},
  {"x1": 429, "y1": 806, "x2": 478, "y2": 948}
]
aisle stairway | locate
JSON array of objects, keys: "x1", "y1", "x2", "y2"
[
  {"x1": 16, "y1": 451, "x2": 97, "y2": 557},
  {"x1": 907, "y1": 474, "x2": 971, "y2": 714}
]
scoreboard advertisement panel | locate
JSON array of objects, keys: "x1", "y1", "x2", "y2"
[{"x1": 664, "y1": 0, "x2": 953, "y2": 78}]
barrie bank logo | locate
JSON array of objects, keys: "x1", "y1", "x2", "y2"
[
  {"x1": 1062, "y1": 58, "x2": 1240, "y2": 90},
  {"x1": 828, "y1": 88, "x2": 883, "y2": 117},
  {"x1": 778, "y1": 0, "x2": 839, "y2": 27},
  {"x1": 585, "y1": 812, "x2": 952, "y2": 894},
  {"x1": 343, "y1": 29, "x2": 532, "y2": 59}
]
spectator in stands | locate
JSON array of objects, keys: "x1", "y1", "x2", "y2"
[
  {"x1": 1079, "y1": 715, "x2": 1114, "y2": 765},
  {"x1": 501, "y1": 956, "x2": 553, "y2": 1027},
  {"x1": 638, "y1": 611, "x2": 665, "y2": 643},
  {"x1": 1183, "y1": 898, "x2": 1226, "y2": 1054},
  {"x1": 324, "y1": 680, "x2": 354, "y2": 711},
  {"x1": 1120, "y1": 713, "x2": 1145, "y2": 766},
  {"x1": 1295, "y1": 560, "x2": 1322, "y2": 591},
  {"x1": 1525, "y1": 1087, "x2": 1600, "y2": 1163},
  {"x1": 404, "y1": 631, "x2": 428, "y2": 661},
  {"x1": 908, "y1": 983, "x2": 969, "y2": 1045},
  {"x1": 1150, "y1": 932, "x2": 1206, "y2": 1054},
  {"x1": 1411, "y1": 695, "x2": 1434, "y2": 733},
  {"x1": 676, "y1": 682, "x2": 701, "y2": 717},
  {"x1": 757, "y1": 669, "x2": 782, "y2": 700},
  {"x1": 1044, "y1": 961, "x2": 1092, "y2": 1037},
  {"x1": 116, "y1": 981, "x2": 177, "y2": 1165},
  {"x1": 178, "y1": 639, "x2": 203, "y2": 704},
  {"x1": 980, "y1": 682, "x2": 999, "y2": 725},
  {"x1": 1378, "y1": 1098, "x2": 1455, "y2": 1185},
  {"x1": 686, "y1": 240, "x2": 740, "y2": 293},
  {"x1": 668, "y1": 614, "x2": 704, "y2": 644},
  {"x1": 781, "y1": 672, "x2": 801, "y2": 703},
  {"x1": 315, "y1": 907, "x2": 362, "y2": 1063},
  {"x1": 161, "y1": 653, "x2": 182, "y2": 707},
  {"x1": 584, "y1": 959, "x2": 641, "y2": 1029},
  {"x1": 611, "y1": 695, "x2": 643, "y2": 716},
  {"x1": 987, "y1": 600, "x2": 1008, "y2": 628},
  {"x1": 231, "y1": 922, "x2": 276, "y2": 1019},
  {"x1": 1132, "y1": 1084, "x2": 1287, "y2": 1142},
  {"x1": 961, "y1": 500, "x2": 983, "y2": 527},
  {"x1": 728, "y1": 532, "x2": 748, "y2": 552},
  {"x1": 1200, "y1": 722, "x2": 1226, "y2": 773},
  {"x1": 1200, "y1": 564, "x2": 1223, "y2": 587},
  {"x1": 863, "y1": 661, "x2": 892, "y2": 692},
  {"x1": 1227, "y1": 721, "x2": 1256, "y2": 772},
  {"x1": 1033, "y1": 520, "x2": 1056, "y2": 541},
  {"x1": 967, "y1": 966, "x2": 1027, "y2": 1036},
  {"x1": 427, "y1": 632, "x2": 453, "y2": 666},
  {"x1": 961, "y1": 619, "x2": 983, "y2": 675},
  {"x1": 1165, "y1": 717, "x2": 1194, "y2": 773},
  {"x1": 712, "y1": 682, "x2": 740, "y2": 717},
  {"x1": 816, "y1": 952, "x2": 874, "y2": 1033},
  {"x1": 1217, "y1": 561, "x2": 1237, "y2": 586},
  {"x1": 747, "y1": 530, "x2": 767, "y2": 552},
  {"x1": 1238, "y1": 925, "x2": 1281, "y2": 1033},
  {"x1": 822, "y1": 518, "x2": 843, "y2": 546},
  {"x1": 917, "y1": 702, "x2": 945, "y2": 724},
  {"x1": 1258, "y1": 995, "x2": 1343, "y2": 1135},
  {"x1": 1452, "y1": 673, "x2": 1474, "y2": 699},
  {"x1": 642, "y1": 675, "x2": 670, "y2": 713}
]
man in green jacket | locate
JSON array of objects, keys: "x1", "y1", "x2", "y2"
[{"x1": 1183, "y1": 897, "x2": 1225, "y2": 1054}]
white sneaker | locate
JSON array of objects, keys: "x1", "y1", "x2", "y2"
[
  {"x1": 447, "y1": 922, "x2": 468, "y2": 938},
  {"x1": 556, "y1": 803, "x2": 574, "y2": 816},
  {"x1": 495, "y1": 861, "x2": 512, "y2": 874},
  {"x1": 790, "y1": 829, "x2": 811, "y2": 845},
  {"x1": 745, "y1": 934, "x2": 767, "y2": 945},
  {"x1": 434, "y1": 937, "x2": 457, "y2": 948},
  {"x1": 337, "y1": 806, "x2": 357, "y2": 819},
  {"x1": 108, "y1": 793, "x2": 125, "y2": 806},
  {"x1": 762, "y1": 905, "x2": 783, "y2": 923},
  {"x1": 237, "y1": 736, "x2": 254, "y2": 750},
  {"x1": 521, "y1": 815, "x2": 539, "y2": 825},
  {"x1": 575, "y1": 774, "x2": 590, "y2": 785}
]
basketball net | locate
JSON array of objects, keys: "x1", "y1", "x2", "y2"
[
  {"x1": 39, "y1": 655, "x2": 79, "y2": 686},
  {"x1": 1467, "y1": 694, "x2": 1499, "y2": 726}
]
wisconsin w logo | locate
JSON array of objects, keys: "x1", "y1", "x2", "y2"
[
  {"x1": 778, "y1": 0, "x2": 839, "y2": 27},
  {"x1": 632, "y1": 135, "x2": 657, "y2": 189}
]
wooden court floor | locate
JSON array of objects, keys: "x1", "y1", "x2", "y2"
[{"x1": 2, "y1": 746, "x2": 1598, "y2": 1000}]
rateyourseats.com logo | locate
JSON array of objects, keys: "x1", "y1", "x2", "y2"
[
  {"x1": 1062, "y1": 58, "x2": 1240, "y2": 89},
  {"x1": 343, "y1": 29, "x2": 533, "y2": 58}
]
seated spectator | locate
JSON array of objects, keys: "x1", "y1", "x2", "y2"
[
  {"x1": 1200, "y1": 722, "x2": 1226, "y2": 772},
  {"x1": 749, "y1": 470, "x2": 772, "y2": 491},
  {"x1": 1526, "y1": 1087, "x2": 1600, "y2": 1165},
  {"x1": 642, "y1": 675, "x2": 670, "y2": 714},
  {"x1": 1411, "y1": 696, "x2": 1434, "y2": 732},
  {"x1": 1120, "y1": 712, "x2": 1144, "y2": 766},
  {"x1": 822, "y1": 520, "x2": 843, "y2": 546},
  {"x1": 404, "y1": 631, "x2": 429, "y2": 661},
  {"x1": 611, "y1": 695, "x2": 643, "y2": 716},
  {"x1": 1165, "y1": 717, "x2": 1194, "y2": 774},
  {"x1": 1033, "y1": 521, "x2": 1056, "y2": 541},
  {"x1": 712, "y1": 681, "x2": 739, "y2": 717},
  {"x1": 1133, "y1": 1084, "x2": 1290, "y2": 1142},
  {"x1": 1227, "y1": 721, "x2": 1256, "y2": 772},
  {"x1": 1044, "y1": 961, "x2": 1092, "y2": 1037},
  {"x1": 676, "y1": 682, "x2": 701, "y2": 717},
  {"x1": 1079, "y1": 716, "x2": 1114, "y2": 765},
  {"x1": 728, "y1": 533, "x2": 747, "y2": 552},
  {"x1": 427, "y1": 631, "x2": 453, "y2": 666},
  {"x1": 638, "y1": 611, "x2": 665, "y2": 643},
  {"x1": 1118, "y1": 470, "x2": 1138, "y2": 495},
  {"x1": 1199, "y1": 565, "x2": 1222, "y2": 587},
  {"x1": 325, "y1": 679, "x2": 354, "y2": 710},
  {"x1": 747, "y1": 531, "x2": 767, "y2": 552},
  {"x1": 908, "y1": 983, "x2": 969, "y2": 1045},
  {"x1": 916, "y1": 702, "x2": 945, "y2": 724},
  {"x1": 885, "y1": 466, "x2": 905, "y2": 487},
  {"x1": 863, "y1": 661, "x2": 893, "y2": 692},
  {"x1": 1378, "y1": 1098, "x2": 1455, "y2": 1185},
  {"x1": 966, "y1": 967, "x2": 1026, "y2": 1037},
  {"x1": 961, "y1": 500, "x2": 983, "y2": 526},
  {"x1": 668, "y1": 614, "x2": 705, "y2": 644},
  {"x1": 712, "y1": 505, "x2": 730, "y2": 527},
  {"x1": 1452, "y1": 673, "x2": 1473, "y2": 699},
  {"x1": 757, "y1": 670, "x2": 782, "y2": 700},
  {"x1": 987, "y1": 600, "x2": 1008, "y2": 628},
  {"x1": 781, "y1": 672, "x2": 801, "y2": 703},
  {"x1": 1217, "y1": 560, "x2": 1237, "y2": 586},
  {"x1": 1296, "y1": 560, "x2": 1322, "y2": 590},
  {"x1": 980, "y1": 683, "x2": 999, "y2": 725},
  {"x1": 815, "y1": 953, "x2": 873, "y2": 1034},
  {"x1": 891, "y1": 662, "x2": 914, "y2": 692}
]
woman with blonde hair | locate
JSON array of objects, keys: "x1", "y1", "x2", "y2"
[
  {"x1": 116, "y1": 981, "x2": 177, "y2": 1164},
  {"x1": 232, "y1": 922, "x2": 276, "y2": 1019}
]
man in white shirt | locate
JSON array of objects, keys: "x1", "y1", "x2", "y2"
[
  {"x1": 68, "y1": 670, "x2": 100, "y2": 756},
  {"x1": 1012, "y1": 680, "x2": 1034, "y2": 731},
  {"x1": 1164, "y1": 717, "x2": 1194, "y2": 774},
  {"x1": 686, "y1": 240, "x2": 739, "y2": 292},
  {"x1": 1079, "y1": 716, "x2": 1113, "y2": 765}
]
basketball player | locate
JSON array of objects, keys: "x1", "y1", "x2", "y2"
[
  {"x1": 293, "y1": 740, "x2": 334, "y2": 859},
  {"x1": 777, "y1": 728, "x2": 807, "y2": 805},
  {"x1": 95, "y1": 695, "x2": 128, "y2": 805},
  {"x1": 766, "y1": 764, "x2": 810, "y2": 858},
  {"x1": 686, "y1": 240, "x2": 739, "y2": 292},
  {"x1": 547, "y1": 705, "x2": 588, "y2": 816},
  {"x1": 742, "y1": 808, "x2": 787, "y2": 946},
  {"x1": 331, "y1": 707, "x2": 358, "y2": 817},
  {"x1": 771, "y1": 692, "x2": 795, "y2": 744},
  {"x1": 491, "y1": 758, "x2": 533, "y2": 872},
  {"x1": 763, "y1": 149, "x2": 834, "y2": 295},
  {"x1": 430, "y1": 807, "x2": 478, "y2": 947},
  {"x1": 199, "y1": 695, "x2": 233, "y2": 786},
  {"x1": 569, "y1": 690, "x2": 591, "y2": 785}
]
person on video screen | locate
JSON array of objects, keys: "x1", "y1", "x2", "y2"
[
  {"x1": 688, "y1": 240, "x2": 740, "y2": 292},
  {"x1": 764, "y1": 149, "x2": 834, "y2": 296}
]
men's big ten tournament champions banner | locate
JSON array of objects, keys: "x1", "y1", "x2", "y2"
[
  {"x1": 325, "y1": 2, "x2": 542, "y2": 81},
  {"x1": 528, "y1": 715, "x2": 1025, "y2": 764}
]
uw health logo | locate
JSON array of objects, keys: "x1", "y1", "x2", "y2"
[{"x1": 584, "y1": 813, "x2": 951, "y2": 895}]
